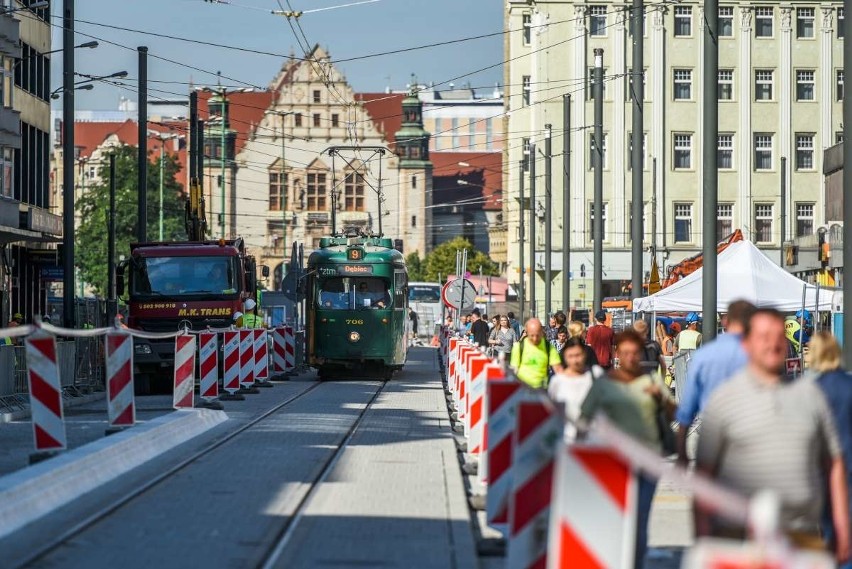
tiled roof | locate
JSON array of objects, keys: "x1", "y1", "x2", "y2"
[
  {"x1": 355, "y1": 92, "x2": 406, "y2": 145},
  {"x1": 430, "y1": 152, "x2": 503, "y2": 211}
]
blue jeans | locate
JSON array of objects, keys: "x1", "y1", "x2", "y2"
[{"x1": 635, "y1": 475, "x2": 657, "y2": 569}]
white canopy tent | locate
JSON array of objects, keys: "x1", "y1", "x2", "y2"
[{"x1": 633, "y1": 240, "x2": 834, "y2": 313}]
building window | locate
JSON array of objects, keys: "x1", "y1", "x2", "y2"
[
  {"x1": 331, "y1": 114, "x2": 339, "y2": 127},
  {"x1": 838, "y1": 70, "x2": 845, "y2": 101},
  {"x1": 754, "y1": 134, "x2": 773, "y2": 170},
  {"x1": 306, "y1": 172, "x2": 327, "y2": 210},
  {"x1": 268, "y1": 171, "x2": 285, "y2": 211},
  {"x1": 838, "y1": 132, "x2": 845, "y2": 144},
  {"x1": 0, "y1": 56, "x2": 11, "y2": 109},
  {"x1": 343, "y1": 172, "x2": 365, "y2": 212},
  {"x1": 840, "y1": 8, "x2": 845, "y2": 40},
  {"x1": 718, "y1": 69, "x2": 734, "y2": 100},
  {"x1": 589, "y1": 202, "x2": 608, "y2": 242},
  {"x1": 719, "y1": 6, "x2": 734, "y2": 37},
  {"x1": 312, "y1": 113, "x2": 321, "y2": 127},
  {"x1": 796, "y1": 70, "x2": 815, "y2": 101},
  {"x1": 718, "y1": 134, "x2": 734, "y2": 169},
  {"x1": 674, "y1": 203, "x2": 693, "y2": 243},
  {"x1": 717, "y1": 203, "x2": 733, "y2": 237},
  {"x1": 795, "y1": 134, "x2": 815, "y2": 170},
  {"x1": 522, "y1": 13, "x2": 532, "y2": 45},
  {"x1": 589, "y1": 5, "x2": 607, "y2": 36},
  {"x1": 522, "y1": 137, "x2": 531, "y2": 172},
  {"x1": 627, "y1": 132, "x2": 647, "y2": 170},
  {"x1": 674, "y1": 6, "x2": 692, "y2": 36},
  {"x1": 294, "y1": 113, "x2": 303, "y2": 127},
  {"x1": 797, "y1": 7, "x2": 815, "y2": 38},
  {"x1": 754, "y1": 204, "x2": 774, "y2": 243},
  {"x1": 673, "y1": 133, "x2": 692, "y2": 169},
  {"x1": 588, "y1": 67, "x2": 607, "y2": 100},
  {"x1": 589, "y1": 133, "x2": 607, "y2": 170},
  {"x1": 313, "y1": 90, "x2": 321, "y2": 103},
  {"x1": 796, "y1": 203, "x2": 814, "y2": 237},
  {"x1": 673, "y1": 69, "x2": 692, "y2": 100},
  {"x1": 755, "y1": 69, "x2": 774, "y2": 101},
  {"x1": 522, "y1": 75, "x2": 531, "y2": 106},
  {"x1": 755, "y1": 7, "x2": 774, "y2": 37}
]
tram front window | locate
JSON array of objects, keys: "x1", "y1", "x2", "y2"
[{"x1": 318, "y1": 277, "x2": 391, "y2": 309}]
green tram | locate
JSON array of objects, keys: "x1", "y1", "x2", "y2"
[{"x1": 306, "y1": 233, "x2": 408, "y2": 379}]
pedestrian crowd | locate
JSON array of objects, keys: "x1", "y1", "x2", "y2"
[{"x1": 488, "y1": 300, "x2": 852, "y2": 568}]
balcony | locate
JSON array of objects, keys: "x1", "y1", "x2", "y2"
[
  {"x1": 0, "y1": 14, "x2": 20, "y2": 59},
  {"x1": 0, "y1": 106, "x2": 20, "y2": 148}
]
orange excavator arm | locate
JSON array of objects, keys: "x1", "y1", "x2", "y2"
[{"x1": 660, "y1": 229, "x2": 743, "y2": 288}]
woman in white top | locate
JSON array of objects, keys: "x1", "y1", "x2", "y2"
[{"x1": 548, "y1": 336, "x2": 602, "y2": 441}]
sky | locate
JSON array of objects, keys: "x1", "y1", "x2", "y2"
[{"x1": 49, "y1": 0, "x2": 504, "y2": 111}]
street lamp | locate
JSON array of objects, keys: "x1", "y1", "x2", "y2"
[
  {"x1": 148, "y1": 131, "x2": 183, "y2": 241},
  {"x1": 50, "y1": 82, "x2": 92, "y2": 99}
]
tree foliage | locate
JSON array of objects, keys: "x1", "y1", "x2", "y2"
[
  {"x1": 421, "y1": 237, "x2": 498, "y2": 282},
  {"x1": 76, "y1": 145, "x2": 187, "y2": 295},
  {"x1": 405, "y1": 252, "x2": 424, "y2": 281}
]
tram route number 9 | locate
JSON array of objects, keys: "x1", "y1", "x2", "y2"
[{"x1": 346, "y1": 319, "x2": 364, "y2": 325}]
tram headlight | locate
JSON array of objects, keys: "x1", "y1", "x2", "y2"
[{"x1": 348, "y1": 331, "x2": 361, "y2": 343}]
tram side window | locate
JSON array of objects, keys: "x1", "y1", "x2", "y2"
[
  {"x1": 394, "y1": 272, "x2": 406, "y2": 309},
  {"x1": 318, "y1": 277, "x2": 391, "y2": 309}
]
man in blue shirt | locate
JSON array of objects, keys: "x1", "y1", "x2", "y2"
[{"x1": 676, "y1": 300, "x2": 755, "y2": 465}]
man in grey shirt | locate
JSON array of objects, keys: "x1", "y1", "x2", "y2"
[{"x1": 696, "y1": 308, "x2": 850, "y2": 561}]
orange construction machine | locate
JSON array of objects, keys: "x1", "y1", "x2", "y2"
[{"x1": 660, "y1": 230, "x2": 744, "y2": 288}]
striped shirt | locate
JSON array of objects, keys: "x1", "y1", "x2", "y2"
[{"x1": 696, "y1": 369, "x2": 841, "y2": 530}]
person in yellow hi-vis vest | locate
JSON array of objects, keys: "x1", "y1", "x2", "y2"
[
  {"x1": 232, "y1": 311, "x2": 244, "y2": 329},
  {"x1": 241, "y1": 299, "x2": 263, "y2": 329}
]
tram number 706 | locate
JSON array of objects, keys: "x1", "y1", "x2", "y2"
[{"x1": 346, "y1": 319, "x2": 364, "y2": 325}]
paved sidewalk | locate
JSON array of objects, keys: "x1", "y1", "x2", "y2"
[{"x1": 270, "y1": 348, "x2": 478, "y2": 569}]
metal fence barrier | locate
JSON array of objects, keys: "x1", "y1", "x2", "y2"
[{"x1": 671, "y1": 351, "x2": 692, "y2": 403}]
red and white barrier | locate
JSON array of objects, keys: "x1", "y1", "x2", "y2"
[
  {"x1": 284, "y1": 326, "x2": 295, "y2": 371},
  {"x1": 239, "y1": 329, "x2": 255, "y2": 388},
  {"x1": 507, "y1": 398, "x2": 562, "y2": 569},
  {"x1": 470, "y1": 362, "x2": 504, "y2": 459},
  {"x1": 25, "y1": 333, "x2": 66, "y2": 451},
  {"x1": 198, "y1": 332, "x2": 218, "y2": 400},
  {"x1": 485, "y1": 380, "x2": 524, "y2": 527},
  {"x1": 547, "y1": 445, "x2": 637, "y2": 569},
  {"x1": 223, "y1": 330, "x2": 241, "y2": 394},
  {"x1": 173, "y1": 334, "x2": 196, "y2": 409},
  {"x1": 464, "y1": 352, "x2": 490, "y2": 443},
  {"x1": 253, "y1": 329, "x2": 268, "y2": 382},
  {"x1": 273, "y1": 327, "x2": 287, "y2": 373},
  {"x1": 447, "y1": 337, "x2": 459, "y2": 391},
  {"x1": 105, "y1": 332, "x2": 135, "y2": 427}
]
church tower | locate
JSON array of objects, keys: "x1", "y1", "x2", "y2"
[{"x1": 393, "y1": 77, "x2": 432, "y2": 257}]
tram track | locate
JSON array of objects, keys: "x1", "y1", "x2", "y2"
[{"x1": 15, "y1": 380, "x2": 327, "y2": 569}]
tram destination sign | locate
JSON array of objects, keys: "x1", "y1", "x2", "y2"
[{"x1": 319, "y1": 264, "x2": 374, "y2": 277}]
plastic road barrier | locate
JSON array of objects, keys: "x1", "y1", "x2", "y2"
[
  {"x1": 284, "y1": 326, "x2": 295, "y2": 371},
  {"x1": 25, "y1": 333, "x2": 67, "y2": 451},
  {"x1": 273, "y1": 327, "x2": 287, "y2": 373},
  {"x1": 198, "y1": 332, "x2": 219, "y2": 400},
  {"x1": 223, "y1": 330, "x2": 241, "y2": 394},
  {"x1": 239, "y1": 329, "x2": 255, "y2": 388},
  {"x1": 253, "y1": 329, "x2": 268, "y2": 382},
  {"x1": 485, "y1": 380, "x2": 524, "y2": 528},
  {"x1": 105, "y1": 332, "x2": 135, "y2": 427},
  {"x1": 173, "y1": 334, "x2": 196, "y2": 409}
]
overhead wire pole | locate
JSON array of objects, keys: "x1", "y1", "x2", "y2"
[
  {"x1": 844, "y1": 0, "x2": 852, "y2": 362},
  {"x1": 107, "y1": 152, "x2": 116, "y2": 323},
  {"x1": 62, "y1": 0, "x2": 75, "y2": 327},
  {"x1": 593, "y1": 48, "x2": 604, "y2": 314},
  {"x1": 562, "y1": 95, "x2": 571, "y2": 314},
  {"x1": 630, "y1": 0, "x2": 644, "y2": 302},
  {"x1": 702, "y1": 0, "x2": 719, "y2": 341},
  {"x1": 137, "y1": 46, "x2": 148, "y2": 243},
  {"x1": 518, "y1": 160, "x2": 525, "y2": 320},
  {"x1": 544, "y1": 124, "x2": 552, "y2": 317},
  {"x1": 529, "y1": 141, "x2": 537, "y2": 318}
]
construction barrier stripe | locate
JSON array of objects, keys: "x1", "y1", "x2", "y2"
[
  {"x1": 239, "y1": 330, "x2": 255, "y2": 386},
  {"x1": 223, "y1": 330, "x2": 241, "y2": 393},
  {"x1": 173, "y1": 335, "x2": 196, "y2": 409},
  {"x1": 105, "y1": 333, "x2": 135, "y2": 427},
  {"x1": 199, "y1": 332, "x2": 219, "y2": 399},
  {"x1": 25, "y1": 333, "x2": 66, "y2": 451}
]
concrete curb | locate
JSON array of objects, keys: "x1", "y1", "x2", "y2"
[
  {"x1": 0, "y1": 408, "x2": 228, "y2": 539},
  {"x1": 0, "y1": 391, "x2": 106, "y2": 424}
]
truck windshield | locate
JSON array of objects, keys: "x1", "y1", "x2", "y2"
[
  {"x1": 318, "y1": 277, "x2": 390, "y2": 310},
  {"x1": 131, "y1": 256, "x2": 239, "y2": 297}
]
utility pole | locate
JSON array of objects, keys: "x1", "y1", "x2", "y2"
[
  {"x1": 107, "y1": 152, "x2": 116, "y2": 322},
  {"x1": 518, "y1": 159, "x2": 525, "y2": 320},
  {"x1": 780, "y1": 156, "x2": 787, "y2": 267},
  {"x1": 62, "y1": 0, "x2": 75, "y2": 327},
  {"x1": 158, "y1": 142, "x2": 165, "y2": 241},
  {"x1": 220, "y1": 85, "x2": 226, "y2": 238},
  {"x1": 702, "y1": 0, "x2": 719, "y2": 340},
  {"x1": 137, "y1": 46, "x2": 148, "y2": 243},
  {"x1": 562, "y1": 96, "x2": 571, "y2": 314},
  {"x1": 630, "y1": 0, "x2": 644, "y2": 301},
  {"x1": 843, "y1": 0, "x2": 852, "y2": 362},
  {"x1": 593, "y1": 48, "x2": 604, "y2": 314},
  {"x1": 529, "y1": 141, "x2": 537, "y2": 317},
  {"x1": 544, "y1": 125, "x2": 552, "y2": 317}
]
